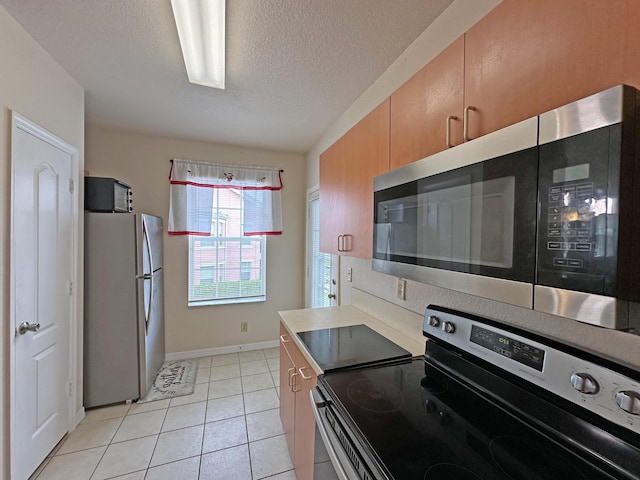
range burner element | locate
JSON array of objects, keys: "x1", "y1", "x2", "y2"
[
  {"x1": 347, "y1": 378, "x2": 404, "y2": 413},
  {"x1": 424, "y1": 463, "x2": 484, "y2": 480}
]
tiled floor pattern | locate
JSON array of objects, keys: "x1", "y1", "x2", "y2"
[{"x1": 30, "y1": 348, "x2": 297, "y2": 480}]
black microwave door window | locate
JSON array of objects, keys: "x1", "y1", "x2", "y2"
[
  {"x1": 374, "y1": 180, "x2": 419, "y2": 264},
  {"x1": 374, "y1": 148, "x2": 537, "y2": 284},
  {"x1": 416, "y1": 148, "x2": 537, "y2": 283}
]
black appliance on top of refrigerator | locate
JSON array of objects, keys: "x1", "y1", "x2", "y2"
[{"x1": 84, "y1": 212, "x2": 165, "y2": 408}]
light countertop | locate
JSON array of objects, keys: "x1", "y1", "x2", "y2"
[{"x1": 278, "y1": 305, "x2": 426, "y2": 374}]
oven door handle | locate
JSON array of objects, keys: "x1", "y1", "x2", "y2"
[{"x1": 310, "y1": 389, "x2": 361, "y2": 480}]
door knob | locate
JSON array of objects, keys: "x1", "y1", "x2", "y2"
[{"x1": 18, "y1": 322, "x2": 40, "y2": 335}]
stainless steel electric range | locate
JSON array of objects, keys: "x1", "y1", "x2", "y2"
[{"x1": 312, "y1": 305, "x2": 640, "y2": 480}]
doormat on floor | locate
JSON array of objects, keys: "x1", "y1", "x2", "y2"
[{"x1": 137, "y1": 359, "x2": 198, "y2": 403}]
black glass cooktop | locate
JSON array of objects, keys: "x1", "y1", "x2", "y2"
[
  {"x1": 318, "y1": 345, "x2": 637, "y2": 480},
  {"x1": 296, "y1": 324, "x2": 411, "y2": 372}
]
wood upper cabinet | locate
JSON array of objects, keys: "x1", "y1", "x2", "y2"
[
  {"x1": 390, "y1": 36, "x2": 465, "y2": 168},
  {"x1": 464, "y1": 0, "x2": 628, "y2": 140},
  {"x1": 319, "y1": 98, "x2": 390, "y2": 258},
  {"x1": 319, "y1": 135, "x2": 347, "y2": 255}
]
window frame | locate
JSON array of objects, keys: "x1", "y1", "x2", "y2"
[{"x1": 187, "y1": 189, "x2": 267, "y2": 306}]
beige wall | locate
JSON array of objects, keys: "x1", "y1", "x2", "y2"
[
  {"x1": 0, "y1": 5, "x2": 85, "y2": 479},
  {"x1": 85, "y1": 126, "x2": 306, "y2": 355},
  {"x1": 305, "y1": 0, "x2": 640, "y2": 371}
]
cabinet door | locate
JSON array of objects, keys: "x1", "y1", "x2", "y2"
[
  {"x1": 293, "y1": 357, "x2": 317, "y2": 480},
  {"x1": 343, "y1": 98, "x2": 390, "y2": 258},
  {"x1": 464, "y1": 0, "x2": 627, "y2": 140},
  {"x1": 319, "y1": 135, "x2": 347, "y2": 255},
  {"x1": 390, "y1": 36, "x2": 465, "y2": 168},
  {"x1": 279, "y1": 325, "x2": 296, "y2": 459}
]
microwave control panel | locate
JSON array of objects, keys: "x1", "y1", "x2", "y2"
[
  {"x1": 536, "y1": 125, "x2": 620, "y2": 296},
  {"x1": 545, "y1": 181, "x2": 596, "y2": 269}
]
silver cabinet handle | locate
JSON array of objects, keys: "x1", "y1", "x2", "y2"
[
  {"x1": 337, "y1": 234, "x2": 353, "y2": 252},
  {"x1": 18, "y1": 322, "x2": 40, "y2": 335},
  {"x1": 291, "y1": 372, "x2": 299, "y2": 392},
  {"x1": 299, "y1": 367, "x2": 313, "y2": 381},
  {"x1": 446, "y1": 115, "x2": 458, "y2": 148},
  {"x1": 463, "y1": 105, "x2": 477, "y2": 142},
  {"x1": 287, "y1": 367, "x2": 295, "y2": 387},
  {"x1": 280, "y1": 334, "x2": 291, "y2": 343},
  {"x1": 342, "y1": 234, "x2": 352, "y2": 252}
]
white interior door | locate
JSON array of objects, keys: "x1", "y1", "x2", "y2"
[{"x1": 10, "y1": 113, "x2": 76, "y2": 480}]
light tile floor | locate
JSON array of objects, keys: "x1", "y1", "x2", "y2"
[{"x1": 30, "y1": 348, "x2": 297, "y2": 480}]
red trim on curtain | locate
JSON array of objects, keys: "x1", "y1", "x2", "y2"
[
  {"x1": 168, "y1": 231, "x2": 210, "y2": 236},
  {"x1": 169, "y1": 180, "x2": 282, "y2": 191},
  {"x1": 244, "y1": 231, "x2": 283, "y2": 236}
]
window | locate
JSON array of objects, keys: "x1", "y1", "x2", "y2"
[{"x1": 188, "y1": 189, "x2": 266, "y2": 305}]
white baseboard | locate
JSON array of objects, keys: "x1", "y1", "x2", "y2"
[
  {"x1": 74, "y1": 407, "x2": 85, "y2": 429},
  {"x1": 165, "y1": 339, "x2": 279, "y2": 362}
]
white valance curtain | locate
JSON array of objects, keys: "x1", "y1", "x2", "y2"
[{"x1": 168, "y1": 158, "x2": 283, "y2": 236}]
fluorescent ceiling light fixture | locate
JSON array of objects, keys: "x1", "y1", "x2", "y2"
[{"x1": 171, "y1": 0, "x2": 225, "y2": 89}]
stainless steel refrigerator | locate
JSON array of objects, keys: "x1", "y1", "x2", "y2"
[{"x1": 84, "y1": 212, "x2": 165, "y2": 408}]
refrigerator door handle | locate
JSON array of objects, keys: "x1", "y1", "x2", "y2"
[
  {"x1": 143, "y1": 217, "x2": 154, "y2": 274},
  {"x1": 136, "y1": 274, "x2": 152, "y2": 280},
  {"x1": 142, "y1": 222, "x2": 153, "y2": 333}
]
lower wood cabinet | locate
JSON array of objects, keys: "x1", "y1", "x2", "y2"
[{"x1": 279, "y1": 323, "x2": 317, "y2": 480}]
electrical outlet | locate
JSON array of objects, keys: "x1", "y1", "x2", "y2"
[
  {"x1": 347, "y1": 267, "x2": 352, "y2": 282},
  {"x1": 397, "y1": 278, "x2": 406, "y2": 300},
  {"x1": 241, "y1": 322, "x2": 248, "y2": 332}
]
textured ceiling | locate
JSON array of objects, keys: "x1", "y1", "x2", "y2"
[{"x1": 1, "y1": 0, "x2": 453, "y2": 153}]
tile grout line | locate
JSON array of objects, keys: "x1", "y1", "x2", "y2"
[
  {"x1": 197, "y1": 366, "x2": 212, "y2": 480},
  {"x1": 88, "y1": 405, "x2": 130, "y2": 480}
]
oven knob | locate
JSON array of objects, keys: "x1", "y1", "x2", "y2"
[
  {"x1": 570, "y1": 373, "x2": 599, "y2": 395},
  {"x1": 428, "y1": 316, "x2": 440, "y2": 328},
  {"x1": 441, "y1": 321, "x2": 456, "y2": 334},
  {"x1": 615, "y1": 390, "x2": 640, "y2": 415}
]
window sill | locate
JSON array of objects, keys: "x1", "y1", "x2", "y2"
[{"x1": 188, "y1": 295, "x2": 266, "y2": 307}]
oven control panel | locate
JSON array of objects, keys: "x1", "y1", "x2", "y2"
[{"x1": 424, "y1": 307, "x2": 640, "y2": 435}]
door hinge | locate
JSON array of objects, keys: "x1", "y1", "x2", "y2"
[
  {"x1": 68, "y1": 281, "x2": 73, "y2": 295},
  {"x1": 69, "y1": 178, "x2": 74, "y2": 193},
  {"x1": 67, "y1": 381, "x2": 74, "y2": 396}
]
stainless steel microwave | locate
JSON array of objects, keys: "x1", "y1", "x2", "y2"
[{"x1": 373, "y1": 85, "x2": 640, "y2": 330}]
